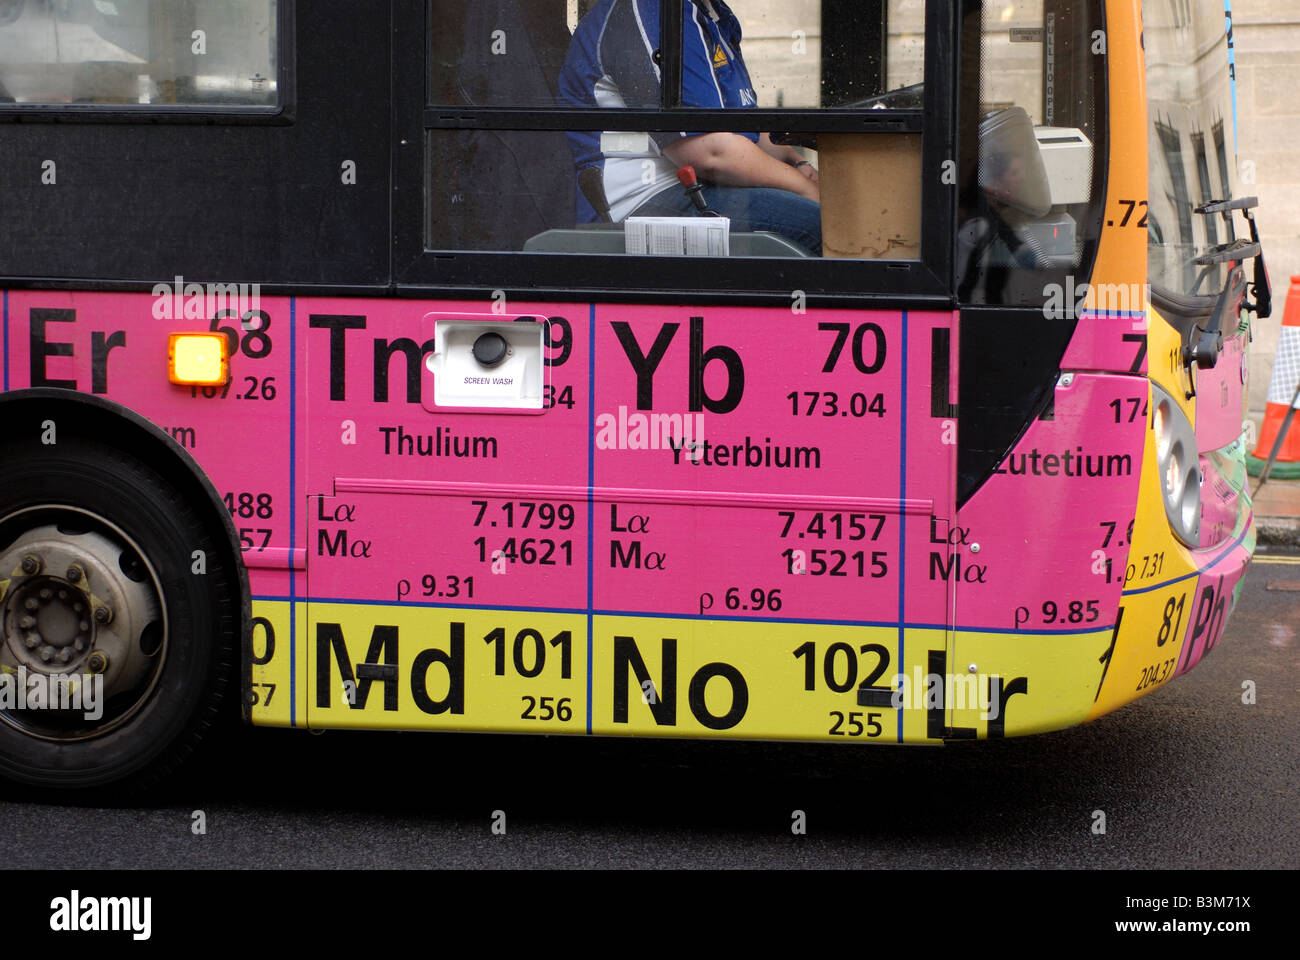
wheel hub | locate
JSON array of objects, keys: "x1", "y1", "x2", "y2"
[
  {"x1": 0, "y1": 522, "x2": 161, "y2": 730},
  {"x1": 6, "y1": 575, "x2": 94, "y2": 670}
]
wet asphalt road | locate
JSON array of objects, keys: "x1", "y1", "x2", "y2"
[{"x1": 0, "y1": 558, "x2": 1296, "y2": 870}]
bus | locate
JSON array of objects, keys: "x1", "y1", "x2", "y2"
[{"x1": 0, "y1": 0, "x2": 1269, "y2": 791}]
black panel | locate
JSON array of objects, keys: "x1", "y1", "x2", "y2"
[
  {"x1": 0, "y1": 3, "x2": 391, "y2": 288},
  {"x1": 956, "y1": 305, "x2": 1076, "y2": 505}
]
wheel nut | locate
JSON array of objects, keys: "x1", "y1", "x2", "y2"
[
  {"x1": 79, "y1": 620, "x2": 90, "y2": 632},
  {"x1": 65, "y1": 565, "x2": 82, "y2": 584},
  {"x1": 24, "y1": 633, "x2": 40, "y2": 649},
  {"x1": 38, "y1": 589, "x2": 51, "y2": 601},
  {"x1": 56, "y1": 648, "x2": 71, "y2": 664},
  {"x1": 38, "y1": 645, "x2": 54, "y2": 663},
  {"x1": 93, "y1": 605, "x2": 112, "y2": 624},
  {"x1": 20, "y1": 555, "x2": 39, "y2": 574},
  {"x1": 74, "y1": 637, "x2": 88, "y2": 652},
  {"x1": 57, "y1": 590, "x2": 68, "y2": 601},
  {"x1": 73, "y1": 601, "x2": 84, "y2": 613},
  {"x1": 24, "y1": 597, "x2": 39, "y2": 611},
  {"x1": 18, "y1": 615, "x2": 35, "y2": 629},
  {"x1": 87, "y1": 652, "x2": 108, "y2": 674}
]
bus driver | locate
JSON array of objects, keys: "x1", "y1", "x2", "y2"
[{"x1": 557, "y1": 0, "x2": 822, "y2": 254}]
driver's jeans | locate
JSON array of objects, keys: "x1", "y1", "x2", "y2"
[{"x1": 628, "y1": 183, "x2": 822, "y2": 256}]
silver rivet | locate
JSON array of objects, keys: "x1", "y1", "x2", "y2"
[
  {"x1": 970, "y1": 542, "x2": 981, "y2": 553},
  {"x1": 968, "y1": 663, "x2": 978, "y2": 674}
]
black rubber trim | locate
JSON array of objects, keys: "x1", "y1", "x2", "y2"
[{"x1": 423, "y1": 107, "x2": 924, "y2": 133}]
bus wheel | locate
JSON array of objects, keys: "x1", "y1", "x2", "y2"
[{"x1": 0, "y1": 436, "x2": 236, "y2": 793}]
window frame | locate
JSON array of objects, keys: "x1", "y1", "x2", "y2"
[
  {"x1": 0, "y1": 0, "x2": 296, "y2": 125},
  {"x1": 395, "y1": 0, "x2": 956, "y2": 302}
]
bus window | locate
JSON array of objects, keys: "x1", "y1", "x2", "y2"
[
  {"x1": 685, "y1": 0, "x2": 925, "y2": 109},
  {"x1": 0, "y1": 0, "x2": 279, "y2": 108},
  {"x1": 428, "y1": 1, "x2": 925, "y2": 110},
  {"x1": 425, "y1": 0, "x2": 927, "y2": 265},
  {"x1": 957, "y1": 1, "x2": 1106, "y2": 306},
  {"x1": 1145, "y1": 3, "x2": 1236, "y2": 300}
]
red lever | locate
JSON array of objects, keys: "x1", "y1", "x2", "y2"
[{"x1": 676, "y1": 165, "x2": 709, "y2": 213}]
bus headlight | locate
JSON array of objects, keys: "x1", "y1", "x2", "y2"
[{"x1": 1151, "y1": 382, "x2": 1200, "y2": 546}]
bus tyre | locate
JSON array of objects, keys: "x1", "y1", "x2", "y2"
[{"x1": 0, "y1": 435, "x2": 237, "y2": 794}]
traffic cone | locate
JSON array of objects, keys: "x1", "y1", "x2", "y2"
[{"x1": 1247, "y1": 274, "x2": 1300, "y2": 478}]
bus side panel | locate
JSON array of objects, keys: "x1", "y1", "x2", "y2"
[
  {"x1": 949, "y1": 372, "x2": 1146, "y2": 737},
  {"x1": 4, "y1": 288, "x2": 298, "y2": 576},
  {"x1": 2, "y1": 288, "x2": 308, "y2": 724},
  {"x1": 298, "y1": 298, "x2": 958, "y2": 743}
]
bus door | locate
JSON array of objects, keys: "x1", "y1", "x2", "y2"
[{"x1": 945, "y1": 0, "x2": 1126, "y2": 738}]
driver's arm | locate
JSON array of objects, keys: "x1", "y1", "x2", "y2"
[
  {"x1": 757, "y1": 133, "x2": 819, "y2": 183},
  {"x1": 663, "y1": 132, "x2": 820, "y2": 201}
]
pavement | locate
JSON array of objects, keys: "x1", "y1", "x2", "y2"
[{"x1": 1253, "y1": 474, "x2": 1300, "y2": 550}]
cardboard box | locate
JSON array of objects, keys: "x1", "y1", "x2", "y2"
[{"x1": 817, "y1": 133, "x2": 922, "y2": 259}]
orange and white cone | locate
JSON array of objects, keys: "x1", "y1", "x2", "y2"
[{"x1": 1248, "y1": 274, "x2": 1300, "y2": 478}]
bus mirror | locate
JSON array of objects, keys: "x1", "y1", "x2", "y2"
[{"x1": 1244, "y1": 207, "x2": 1272, "y2": 319}]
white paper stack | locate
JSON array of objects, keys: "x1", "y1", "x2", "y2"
[{"x1": 623, "y1": 216, "x2": 730, "y2": 257}]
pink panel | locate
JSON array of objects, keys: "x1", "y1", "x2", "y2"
[
  {"x1": 302, "y1": 300, "x2": 957, "y2": 627},
  {"x1": 1175, "y1": 542, "x2": 1251, "y2": 676},
  {"x1": 955, "y1": 373, "x2": 1147, "y2": 632},
  {"x1": 1060, "y1": 310, "x2": 1148, "y2": 374},
  {"x1": 4, "y1": 289, "x2": 302, "y2": 597},
  {"x1": 1192, "y1": 331, "x2": 1248, "y2": 452}
]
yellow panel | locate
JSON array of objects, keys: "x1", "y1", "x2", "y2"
[
  {"x1": 288, "y1": 602, "x2": 969, "y2": 743},
  {"x1": 591, "y1": 616, "x2": 939, "y2": 743},
  {"x1": 306, "y1": 603, "x2": 587, "y2": 732},
  {"x1": 1146, "y1": 310, "x2": 1196, "y2": 424},
  {"x1": 1087, "y1": 415, "x2": 1200, "y2": 719},
  {"x1": 248, "y1": 600, "x2": 308, "y2": 727},
  {"x1": 949, "y1": 627, "x2": 1113, "y2": 737}
]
